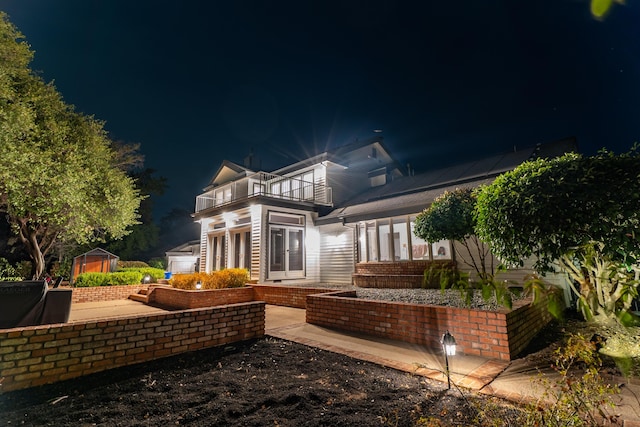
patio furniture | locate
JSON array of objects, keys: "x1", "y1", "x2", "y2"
[{"x1": 0, "y1": 280, "x2": 72, "y2": 329}]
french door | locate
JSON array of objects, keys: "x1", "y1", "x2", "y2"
[
  {"x1": 209, "y1": 233, "x2": 225, "y2": 271},
  {"x1": 268, "y1": 226, "x2": 304, "y2": 279}
]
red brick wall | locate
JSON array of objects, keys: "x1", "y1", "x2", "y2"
[
  {"x1": 149, "y1": 286, "x2": 255, "y2": 309},
  {"x1": 306, "y1": 291, "x2": 550, "y2": 361},
  {"x1": 70, "y1": 285, "x2": 149, "y2": 303},
  {"x1": 355, "y1": 260, "x2": 454, "y2": 276},
  {"x1": 353, "y1": 261, "x2": 455, "y2": 288},
  {"x1": 0, "y1": 302, "x2": 265, "y2": 393},
  {"x1": 252, "y1": 285, "x2": 340, "y2": 308}
]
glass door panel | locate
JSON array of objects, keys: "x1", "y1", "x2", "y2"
[
  {"x1": 288, "y1": 229, "x2": 303, "y2": 271},
  {"x1": 269, "y1": 228, "x2": 285, "y2": 272}
]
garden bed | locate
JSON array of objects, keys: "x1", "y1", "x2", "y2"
[{"x1": 306, "y1": 290, "x2": 552, "y2": 361}]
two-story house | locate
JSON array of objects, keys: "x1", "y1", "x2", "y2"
[{"x1": 193, "y1": 136, "x2": 577, "y2": 288}]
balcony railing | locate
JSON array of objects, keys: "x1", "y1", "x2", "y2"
[{"x1": 195, "y1": 171, "x2": 333, "y2": 213}]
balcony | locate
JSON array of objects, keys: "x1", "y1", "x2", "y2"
[{"x1": 195, "y1": 171, "x2": 333, "y2": 213}]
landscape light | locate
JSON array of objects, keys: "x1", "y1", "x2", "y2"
[{"x1": 441, "y1": 331, "x2": 457, "y2": 389}]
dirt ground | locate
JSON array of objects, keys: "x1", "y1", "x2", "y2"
[{"x1": 0, "y1": 316, "x2": 629, "y2": 427}]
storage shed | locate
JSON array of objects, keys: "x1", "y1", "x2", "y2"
[{"x1": 70, "y1": 248, "x2": 119, "y2": 283}]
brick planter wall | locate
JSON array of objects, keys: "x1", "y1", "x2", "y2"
[
  {"x1": 70, "y1": 285, "x2": 149, "y2": 303},
  {"x1": 252, "y1": 285, "x2": 341, "y2": 308},
  {"x1": 306, "y1": 291, "x2": 552, "y2": 361},
  {"x1": 353, "y1": 261, "x2": 455, "y2": 289},
  {"x1": 0, "y1": 301, "x2": 265, "y2": 393},
  {"x1": 148, "y1": 286, "x2": 255, "y2": 309}
]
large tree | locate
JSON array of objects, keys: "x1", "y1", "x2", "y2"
[
  {"x1": 475, "y1": 149, "x2": 640, "y2": 324},
  {"x1": 0, "y1": 12, "x2": 143, "y2": 278}
]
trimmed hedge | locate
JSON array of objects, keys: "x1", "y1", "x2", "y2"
[
  {"x1": 73, "y1": 267, "x2": 164, "y2": 287},
  {"x1": 118, "y1": 267, "x2": 165, "y2": 282},
  {"x1": 169, "y1": 269, "x2": 249, "y2": 290},
  {"x1": 74, "y1": 271, "x2": 144, "y2": 287}
]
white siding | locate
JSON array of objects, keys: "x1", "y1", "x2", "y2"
[{"x1": 319, "y1": 223, "x2": 355, "y2": 284}]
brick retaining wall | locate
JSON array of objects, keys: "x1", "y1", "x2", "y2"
[
  {"x1": 252, "y1": 285, "x2": 341, "y2": 308},
  {"x1": 0, "y1": 301, "x2": 265, "y2": 393},
  {"x1": 149, "y1": 286, "x2": 255, "y2": 309},
  {"x1": 70, "y1": 285, "x2": 149, "y2": 303},
  {"x1": 353, "y1": 261, "x2": 455, "y2": 289},
  {"x1": 306, "y1": 291, "x2": 551, "y2": 361}
]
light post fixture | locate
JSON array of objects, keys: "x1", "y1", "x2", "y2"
[
  {"x1": 441, "y1": 331, "x2": 457, "y2": 390},
  {"x1": 195, "y1": 281, "x2": 202, "y2": 290}
]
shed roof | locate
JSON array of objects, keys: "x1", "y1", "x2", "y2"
[{"x1": 73, "y1": 248, "x2": 119, "y2": 260}]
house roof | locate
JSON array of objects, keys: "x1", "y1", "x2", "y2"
[
  {"x1": 316, "y1": 137, "x2": 577, "y2": 225},
  {"x1": 271, "y1": 135, "x2": 405, "y2": 177},
  {"x1": 165, "y1": 240, "x2": 201, "y2": 256},
  {"x1": 204, "y1": 160, "x2": 254, "y2": 190}
]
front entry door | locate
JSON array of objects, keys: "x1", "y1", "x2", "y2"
[{"x1": 268, "y1": 226, "x2": 304, "y2": 279}]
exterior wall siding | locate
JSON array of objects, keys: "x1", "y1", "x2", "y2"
[
  {"x1": 318, "y1": 223, "x2": 355, "y2": 284},
  {"x1": 250, "y1": 205, "x2": 263, "y2": 282}
]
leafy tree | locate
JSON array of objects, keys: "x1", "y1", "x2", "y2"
[
  {"x1": 475, "y1": 149, "x2": 640, "y2": 325},
  {"x1": 0, "y1": 12, "x2": 143, "y2": 278},
  {"x1": 413, "y1": 187, "x2": 516, "y2": 308},
  {"x1": 104, "y1": 167, "x2": 166, "y2": 261},
  {"x1": 414, "y1": 187, "x2": 495, "y2": 281}
]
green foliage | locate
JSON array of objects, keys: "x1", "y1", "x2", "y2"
[
  {"x1": 414, "y1": 188, "x2": 476, "y2": 243},
  {"x1": 415, "y1": 188, "x2": 512, "y2": 307},
  {"x1": 422, "y1": 262, "x2": 460, "y2": 289},
  {"x1": 117, "y1": 267, "x2": 164, "y2": 282},
  {"x1": 169, "y1": 269, "x2": 249, "y2": 290},
  {"x1": 147, "y1": 257, "x2": 167, "y2": 269},
  {"x1": 476, "y1": 149, "x2": 640, "y2": 323},
  {"x1": 523, "y1": 334, "x2": 620, "y2": 426},
  {"x1": 0, "y1": 257, "x2": 21, "y2": 280},
  {"x1": 590, "y1": 0, "x2": 624, "y2": 19},
  {"x1": 74, "y1": 271, "x2": 144, "y2": 287},
  {"x1": 74, "y1": 273, "x2": 110, "y2": 287},
  {"x1": 118, "y1": 260, "x2": 150, "y2": 269},
  {"x1": 523, "y1": 274, "x2": 567, "y2": 321},
  {"x1": 0, "y1": 12, "x2": 143, "y2": 279}
]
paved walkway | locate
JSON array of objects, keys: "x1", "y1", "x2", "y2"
[{"x1": 69, "y1": 300, "x2": 640, "y2": 425}]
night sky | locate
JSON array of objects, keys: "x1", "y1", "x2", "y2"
[{"x1": 1, "y1": 0, "x2": 638, "y2": 218}]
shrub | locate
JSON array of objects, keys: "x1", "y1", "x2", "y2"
[
  {"x1": 108, "y1": 271, "x2": 143, "y2": 286},
  {"x1": 118, "y1": 260, "x2": 150, "y2": 269},
  {"x1": 147, "y1": 257, "x2": 167, "y2": 270},
  {"x1": 74, "y1": 273, "x2": 110, "y2": 287},
  {"x1": 118, "y1": 267, "x2": 165, "y2": 282},
  {"x1": 522, "y1": 333, "x2": 620, "y2": 426},
  {"x1": 74, "y1": 271, "x2": 144, "y2": 287},
  {"x1": 169, "y1": 269, "x2": 249, "y2": 290}
]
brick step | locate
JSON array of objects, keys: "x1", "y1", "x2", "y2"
[{"x1": 128, "y1": 292, "x2": 149, "y2": 303}]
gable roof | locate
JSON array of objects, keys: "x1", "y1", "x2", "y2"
[
  {"x1": 204, "y1": 160, "x2": 254, "y2": 190},
  {"x1": 316, "y1": 137, "x2": 577, "y2": 224},
  {"x1": 271, "y1": 135, "x2": 405, "y2": 177}
]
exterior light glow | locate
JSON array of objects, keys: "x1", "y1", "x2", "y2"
[{"x1": 441, "y1": 330, "x2": 457, "y2": 389}]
